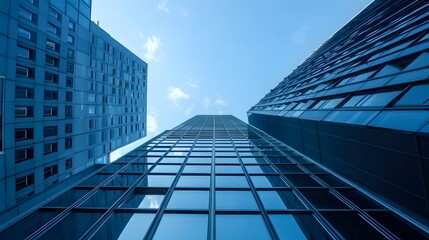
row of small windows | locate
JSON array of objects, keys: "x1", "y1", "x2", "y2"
[
  {"x1": 15, "y1": 159, "x2": 72, "y2": 191},
  {"x1": 16, "y1": 86, "x2": 73, "y2": 101},
  {"x1": 16, "y1": 65, "x2": 74, "y2": 80},
  {"x1": 255, "y1": 83, "x2": 429, "y2": 111},
  {"x1": 15, "y1": 106, "x2": 72, "y2": 118}
]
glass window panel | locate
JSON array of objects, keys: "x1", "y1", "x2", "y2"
[
  {"x1": 246, "y1": 165, "x2": 275, "y2": 174},
  {"x1": 300, "y1": 189, "x2": 349, "y2": 209},
  {"x1": 215, "y1": 165, "x2": 243, "y2": 174},
  {"x1": 368, "y1": 212, "x2": 429, "y2": 239},
  {"x1": 216, "y1": 191, "x2": 258, "y2": 210},
  {"x1": 124, "y1": 164, "x2": 152, "y2": 173},
  {"x1": 167, "y1": 190, "x2": 209, "y2": 209},
  {"x1": 250, "y1": 175, "x2": 288, "y2": 188},
  {"x1": 395, "y1": 84, "x2": 429, "y2": 106},
  {"x1": 216, "y1": 176, "x2": 249, "y2": 188},
  {"x1": 258, "y1": 191, "x2": 305, "y2": 210},
  {"x1": 216, "y1": 151, "x2": 237, "y2": 157},
  {"x1": 241, "y1": 157, "x2": 268, "y2": 164},
  {"x1": 368, "y1": 110, "x2": 429, "y2": 132},
  {"x1": 176, "y1": 175, "x2": 210, "y2": 188},
  {"x1": 0, "y1": 211, "x2": 59, "y2": 239},
  {"x1": 322, "y1": 212, "x2": 385, "y2": 239},
  {"x1": 316, "y1": 174, "x2": 349, "y2": 187},
  {"x1": 80, "y1": 190, "x2": 125, "y2": 208},
  {"x1": 79, "y1": 174, "x2": 110, "y2": 186},
  {"x1": 160, "y1": 157, "x2": 185, "y2": 164},
  {"x1": 337, "y1": 189, "x2": 383, "y2": 209},
  {"x1": 106, "y1": 174, "x2": 141, "y2": 187},
  {"x1": 275, "y1": 164, "x2": 304, "y2": 173},
  {"x1": 41, "y1": 212, "x2": 103, "y2": 239},
  {"x1": 190, "y1": 151, "x2": 212, "y2": 157},
  {"x1": 216, "y1": 215, "x2": 270, "y2": 240},
  {"x1": 360, "y1": 91, "x2": 400, "y2": 107},
  {"x1": 270, "y1": 214, "x2": 330, "y2": 240},
  {"x1": 121, "y1": 194, "x2": 164, "y2": 209},
  {"x1": 151, "y1": 165, "x2": 181, "y2": 174},
  {"x1": 47, "y1": 189, "x2": 89, "y2": 207},
  {"x1": 139, "y1": 175, "x2": 175, "y2": 187},
  {"x1": 93, "y1": 213, "x2": 155, "y2": 240},
  {"x1": 324, "y1": 110, "x2": 379, "y2": 125},
  {"x1": 153, "y1": 214, "x2": 207, "y2": 240},
  {"x1": 183, "y1": 165, "x2": 211, "y2": 174},
  {"x1": 187, "y1": 157, "x2": 212, "y2": 164},
  {"x1": 215, "y1": 157, "x2": 240, "y2": 164},
  {"x1": 286, "y1": 174, "x2": 321, "y2": 187}
]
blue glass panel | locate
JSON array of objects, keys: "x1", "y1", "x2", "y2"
[
  {"x1": 183, "y1": 165, "x2": 211, "y2": 174},
  {"x1": 41, "y1": 212, "x2": 103, "y2": 239},
  {"x1": 395, "y1": 84, "x2": 429, "y2": 106},
  {"x1": 139, "y1": 175, "x2": 175, "y2": 187},
  {"x1": 241, "y1": 157, "x2": 268, "y2": 164},
  {"x1": 246, "y1": 165, "x2": 275, "y2": 174},
  {"x1": 360, "y1": 91, "x2": 400, "y2": 107},
  {"x1": 258, "y1": 191, "x2": 305, "y2": 210},
  {"x1": 270, "y1": 214, "x2": 325, "y2": 240},
  {"x1": 324, "y1": 111, "x2": 379, "y2": 125},
  {"x1": 215, "y1": 165, "x2": 243, "y2": 174},
  {"x1": 186, "y1": 157, "x2": 212, "y2": 164},
  {"x1": 93, "y1": 213, "x2": 155, "y2": 240},
  {"x1": 216, "y1": 175, "x2": 249, "y2": 188},
  {"x1": 151, "y1": 165, "x2": 181, "y2": 174},
  {"x1": 121, "y1": 194, "x2": 164, "y2": 209},
  {"x1": 80, "y1": 190, "x2": 125, "y2": 208},
  {"x1": 216, "y1": 191, "x2": 258, "y2": 210},
  {"x1": 167, "y1": 190, "x2": 209, "y2": 209},
  {"x1": 251, "y1": 175, "x2": 288, "y2": 188},
  {"x1": 153, "y1": 214, "x2": 207, "y2": 239},
  {"x1": 216, "y1": 215, "x2": 270, "y2": 240},
  {"x1": 177, "y1": 175, "x2": 210, "y2": 188},
  {"x1": 160, "y1": 157, "x2": 185, "y2": 164},
  {"x1": 47, "y1": 189, "x2": 89, "y2": 207},
  {"x1": 368, "y1": 110, "x2": 429, "y2": 132},
  {"x1": 215, "y1": 157, "x2": 240, "y2": 164}
]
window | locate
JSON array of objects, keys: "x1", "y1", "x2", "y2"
[
  {"x1": 66, "y1": 91, "x2": 73, "y2": 101},
  {"x1": 16, "y1": 174, "x2": 35, "y2": 191},
  {"x1": 68, "y1": 21, "x2": 76, "y2": 31},
  {"x1": 16, "y1": 66, "x2": 29, "y2": 77},
  {"x1": 65, "y1": 123, "x2": 73, "y2": 133},
  {"x1": 67, "y1": 35, "x2": 75, "y2": 44},
  {"x1": 15, "y1": 148, "x2": 34, "y2": 163},
  {"x1": 15, "y1": 128, "x2": 33, "y2": 141},
  {"x1": 17, "y1": 45, "x2": 32, "y2": 59},
  {"x1": 19, "y1": 7, "x2": 33, "y2": 21},
  {"x1": 46, "y1": 40, "x2": 59, "y2": 51},
  {"x1": 43, "y1": 106, "x2": 58, "y2": 116},
  {"x1": 65, "y1": 106, "x2": 72, "y2": 117},
  {"x1": 43, "y1": 126, "x2": 57, "y2": 137},
  {"x1": 44, "y1": 90, "x2": 58, "y2": 100},
  {"x1": 65, "y1": 137, "x2": 72, "y2": 149},
  {"x1": 67, "y1": 48, "x2": 74, "y2": 59},
  {"x1": 395, "y1": 84, "x2": 429, "y2": 106},
  {"x1": 67, "y1": 62, "x2": 74, "y2": 73},
  {"x1": 47, "y1": 22, "x2": 59, "y2": 35},
  {"x1": 44, "y1": 165, "x2": 58, "y2": 179},
  {"x1": 15, "y1": 106, "x2": 33, "y2": 117},
  {"x1": 15, "y1": 86, "x2": 34, "y2": 98},
  {"x1": 44, "y1": 72, "x2": 59, "y2": 83},
  {"x1": 65, "y1": 158, "x2": 73, "y2": 169},
  {"x1": 48, "y1": 7, "x2": 59, "y2": 20},
  {"x1": 66, "y1": 77, "x2": 73, "y2": 87},
  {"x1": 45, "y1": 54, "x2": 59, "y2": 67},
  {"x1": 17, "y1": 27, "x2": 31, "y2": 40},
  {"x1": 43, "y1": 142, "x2": 58, "y2": 155}
]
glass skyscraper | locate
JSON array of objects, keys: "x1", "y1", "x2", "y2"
[
  {"x1": 0, "y1": 0, "x2": 147, "y2": 226},
  {"x1": 0, "y1": 115, "x2": 427, "y2": 239},
  {"x1": 249, "y1": 0, "x2": 429, "y2": 227}
]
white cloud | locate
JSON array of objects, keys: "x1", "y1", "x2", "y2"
[
  {"x1": 143, "y1": 35, "x2": 164, "y2": 62},
  {"x1": 187, "y1": 79, "x2": 199, "y2": 88},
  {"x1": 147, "y1": 114, "x2": 158, "y2": 132},
  {"x1": 292, "y1": 27, "x2": 308, "y2": 44},
  {"x1": 203, "y1": 96, "x2": 210, "y2": 109},
  {"x1": 157, "y1": 2, "x2": 169, "y2": 13},
  {"x1": 214, "y1": 96, "x2": 227, "y2": 106},
  {"x1": 168, "y1": 87, "x2": 189, "y2": 108}
]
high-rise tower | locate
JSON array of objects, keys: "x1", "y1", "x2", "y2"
[
  {"x1": 0, "y1": 0, "x2": 147, "y2": 225},
  {"x1": 249, "y1": 0, "x2": 429, "y2": 226}
]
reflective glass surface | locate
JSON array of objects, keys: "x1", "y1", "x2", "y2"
[
  {"x1": 216, "y1": 215, "x2": 270, "y2": 240},
  {"x1": 153, "y1": 214, "x2": 208, "y2": 239}
]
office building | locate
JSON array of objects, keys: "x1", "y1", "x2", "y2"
[
  {"x1": 0, "y1": 0, "x2": 147, "y2": 225},
  {"x1": 0, "y1": 115, "x2": 427, "y2": 239},
  {"x1": 248, "y1": 0, "x2": 429, "y2": 227}
]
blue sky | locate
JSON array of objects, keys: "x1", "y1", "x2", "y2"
[{"x1": 90, "y1": 0, "x2": 373, "y2": 160}]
